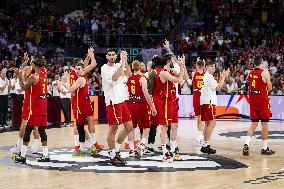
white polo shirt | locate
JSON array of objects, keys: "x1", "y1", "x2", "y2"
[
  {"x1": 52, "y1": 81, "x2": 60, "y2": 97},
  {"x1": 10, "y1": 78, "x2": 17, "y2": 94},
  {"x1": 0, "y1": 77, "x2": 8, "y2": 95},
  {"x1": 200, "y1": 72, "x2": 218, "y2": 105},
  {"x1": 101, "y1": 63, "x2": 129, "y2": 106},
  {"x1": 15, "y1": 80, "x2": 25, "y2": 95}
]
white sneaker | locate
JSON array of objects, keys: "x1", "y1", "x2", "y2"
[
  {"x1": 162, "y1": 152, "x2": 173, "y2": 163},
  {"x1": 129, "y1": 150, "x2": 136, "y2": 157},
  {"x1": 10, "y1": 145, "x2": 20, "y2": 154},
  {"x1": 136, "y1": 144, "x2": 145, "y2": 157}
]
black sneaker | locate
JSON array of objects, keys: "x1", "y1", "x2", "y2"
[
  {"x1": 11, "y1": 155, "x2": 26, "y2": 163},
  {"x1": 173, "y1": 147, "x2": 182, "y2": 160},
  {"x1": 261, "y1": 148, "x2": 275, "y2": 155},
  {"x1": 144, "y1": 147, "x2": 155, "y2": 155},
  {"x1": 200, "y1": 145, "x2": 216, "y2": 154},
  {"x1": 110, "y1": 152, "x2": 127, "y2": 166},
  {"x1": 243, "y1": 144, "x2": 249, "y2": 156},
  {"x1": 37, "y1": 155, "x2": 50, "y2": 162}
]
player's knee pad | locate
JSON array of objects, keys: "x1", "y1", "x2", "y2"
[
  {"x1": 77, "y1": 125, "x2": 85, "y2": 142},
  {"x1": 38, "y1": 126, "x2": 47, "y2": 142},
  {"x1": 23, "y1": 125, "x2": 34, "y2": 143}
]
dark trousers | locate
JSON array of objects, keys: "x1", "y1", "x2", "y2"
[
  {"x1": 12, "y1": 94, "x2": 24, "y2": 126},
  {"x1": 60, "y1": 98, "x2": 71, "y2": 124},
  {"x1": 0, "y1": 95, "x2": 8, "y2": 125}
]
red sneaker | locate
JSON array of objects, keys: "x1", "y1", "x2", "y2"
[
  {"x1": 74, "y1": 146, "x2": 80, "y2": 152},
  {"x1": 124, "y1": 143, "x2": 130, "y2": 149},
  {"x1": 94, "y1": 143, "x2": 104, "y2": 150}
]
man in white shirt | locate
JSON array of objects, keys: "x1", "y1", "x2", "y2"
[
  {"x1": 101, "y1": 49, "x2": 133, "y2": 166},
  {"x1": 200, "y1": 60, "x2": 230, "y2": 154},
  {"x1": 57, "y1": 77, "x2": 71, "y2": 127},
  {"x1": 52, "y1": 75, "x2": 61, "y2": 97},
  {"x1": 0, "y1": 70, "x2": 9, "y2": 129}
]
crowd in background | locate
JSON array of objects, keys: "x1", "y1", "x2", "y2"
[{"x1": 0, "y1": 0, "x2": 283, "y2": 96}]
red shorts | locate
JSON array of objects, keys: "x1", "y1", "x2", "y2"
[
  {"x1": 150, "y1": 96, "x2": 160, "y2": 125},
  {"x1": 27, "y1": 115, "x2": 47, "y2": 127},
  {"x1": 75, "y1": 102, "x2": 94, "y2": 125},
  {"x1": 250, "y1": 108, "x2": 271, "y2": 121},
  {"x1": 159, "y1": 98, "x2": 176, "y2": 126},
  {"x1": 201, "y1": 104, "x2": 216, "y2": 121},
  {"x1": 107, "y1": 101, "x2": 132, "y2": 126},
  {"x1": 194, "y1": 105, "x2": 201, "y2": 116},
  {"x1": 127, "y1": 102, "x2": 151, "y2": 129}
]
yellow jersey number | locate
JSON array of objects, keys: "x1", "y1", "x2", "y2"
[
  {"x1": 197, "y1": 80, "x2": 203, "y2": 89},
  {"x1": 131, "y1": 80, "x2": 135, "y2": 94}
]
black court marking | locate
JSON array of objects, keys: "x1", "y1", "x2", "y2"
[
  {"x1": 219, "y1": 131, "x2": 284, "y2": 139},
  {"x1": 0, "y1": 147, "x2": 247, "y2": 173},
  {"x1": 244, "y1": 171, "x2": 284, "y2": 184}
]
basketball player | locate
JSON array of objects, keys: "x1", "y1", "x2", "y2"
[
  {"x1": 147, "y1": 56, "x2": 164, "y2": 154},
  {"x1": 10, "y1": 53, "x2": 40, "y2": 154},
  {"x1": 126, "y1": 60, "x2": 157, "y2": 157},
  {"x1": 192, "y1": 58, "x2": 206, "y2": 144},
  {"x1": 12, "y1": 54, "x2": 49, "y2": 163},
  {"x1": 159, "y1": 53, "x2": 185, "y2": 162},
  {"x1": 66, "y1": 47, "x2": 102, "y2": 157},
  {"x1": 63, "y1": 47, "x2": 103, "y2": 153},
  {"x1": 200, "y1": 60, "x2": 230, "y2": 154},
  {"x1": 101, "y1": 49, "x2": 133, "y2": 166},
  {"x1": 243, "y1": 56, "x2": 274, "y2": 155}
]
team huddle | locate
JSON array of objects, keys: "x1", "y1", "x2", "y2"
[{"x1": 10, "y1": 41, "x2": 275, "y2": 166}]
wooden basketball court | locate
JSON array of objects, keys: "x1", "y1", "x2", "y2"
[{"x1": 0, "y1": 119, "x2": 283, "y2": 189}]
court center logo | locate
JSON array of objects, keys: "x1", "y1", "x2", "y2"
[
  {"x1": 1, "y1": 147, "x2": 247, "y2": 173},
  {"x1": 219, "y1": 131, "x2": 284, "y2": 139}
]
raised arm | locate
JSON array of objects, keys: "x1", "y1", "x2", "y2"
[
  {"x1": 83, "y1": 47, "x2": 97, "y2": 74},
  {"x1": 140, "y1": 76, "x2": 157, "y2": 116}
]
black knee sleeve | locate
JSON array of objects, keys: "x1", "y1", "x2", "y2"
[
  {"x1": 23, "y1": 125, "x2": 34, "y2": 143},
  {"x1": 38, "y1": 126, "x2": 47, "y2": 142},
  {"x1": 148, "y1": 125, "x2": 157, "y2": 144},
  {"x1": 77, "y1": 125, "x2": 85, "y2": 142},
  {"x1": 167, "y1": 125, "x2": 171, "y2": 139}
]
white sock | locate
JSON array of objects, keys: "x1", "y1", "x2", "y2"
[
  {"x1": 197, "y1": 131, "x2": 203, "y2": 141},
  {"x1": 162, "y1": 144, "x2": 168, "y2": 155},
  {"x1": 86, "y1": 139, "x2": 92, "y2": 148},
  {"x1": 90, "y1": 133, "x2": 97, "y2": 145},
  {"x1": 43, "y1": 146, "x2": 48, "y2": 157},
  {"x1": 109, "y1": 149, "x2": 116, "y2": 158},
  {"x1": 129, "y1": 141, "x2": 134, "y2": 150},
  {"x1": 148, "y1": 143, "x2": 154, "y2": 149},
  {"x1": 32, "y1": 139, "x2": 39, "y2": 150},
  {"x1": 74, "y1": 135, "x2": 79, "y2": 147},
  {"x1": 115, "y1": 142, "x2": 121, "y2": 152},
  {"x1": 79, "y1": 142, "x2": 84, "y2": 151},
  {"x1": 170, "y1": 140, "x2": 177, "y2": 153},
  {"x1": 262, "y1": 140, "x2": 268, "y2": 150},
  {"x1": 245, "y1": 136, "x2": 252, "y2": 147},
  {"x1": 16, "y1": 137, "x2": 23, "y2": 148},
  {"x1": 141, "y1": 138, "x2": 147, "y2": 145},
  {"x1": 201, "y1": 140, "x2": 208, "y2": 147},
  {"x1": 20, "y1": 145, "x2": 28, "y2": 157}
]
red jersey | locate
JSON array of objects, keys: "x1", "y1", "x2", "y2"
[
  {"x1": 192, "y1": 71, "x2": 205, "y2": 107},
  {"x1": 74, "y1": 77, "x2": 91, "y2": 114},
  {"x1": 248, "y1": 69, "x2": 270, "y2": 110},
  {"x1": 152, "y1": 67, "x2": 163, "y2": 97},
  {"x1": 127, "y1": 74, "x2": 146, "y2": 103},
  {"x1": 30, "y1": 68, "x2": 48, "y2": 115},
  {"x1": 159, "y1": 69, "x2": 175, "y2": 100}
]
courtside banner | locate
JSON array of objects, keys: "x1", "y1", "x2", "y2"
[{"x1": 179, "y1": 95, "x2": 284, "y2": 120}]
